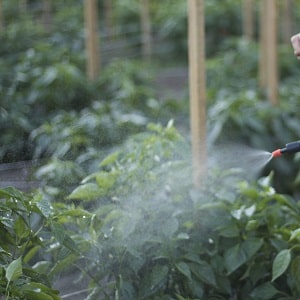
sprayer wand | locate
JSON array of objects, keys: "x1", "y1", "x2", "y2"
[{"x1": 272, "y1": 141, "x2": 300, "y2": 157}]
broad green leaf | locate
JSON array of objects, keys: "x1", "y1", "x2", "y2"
[
  {"x1": 51, "y1": 222, "x2": 79, "y2": 254},
  {"x1": 99, "y1": 151, "x2": 120, "y2": 167},
  {"x1": 215, "y1": 273, "x2": 231, "y2": 294},
  {"x1": 22, "y1": 282, "x2": 60, "y2": 300},
  {"x1": 95, "y1": 171, "x2": 117, "y2": 190},
  {"x1": 117, "y1": 280, "x2": 136, "y2": 300},
  {"x1": 31, "y1": 261, "x2": 52, "y2": 274},
  {"x1": 246, "y1": 220, "x2": 259, "y2": 231},
  {"x1": 14, "y1": 216, "x2": 29, "y2": 239},
  {"x1": 67, "y1": 183, "x2": 103, "y2": 200},
  {"x1": 224, "y1": 243, "x2": 247, "y2": 274},
  {"x1": 51, "y1": 222, "x2": 66, "y2": 244},
  {"x1": 250, "y1": 282, "x2": 279, "y2": 299},
  {"x1": 140, "y1": 265, "x2": 168, "y2": 299},
  {"x1": 23, "y1": 291, "x2": 53, "y2": 300},
  {"x1": 243, "y1": 237, "x2": 263, "y2": 258},
  {"x1": 35, "y1": 195, "x2": 52, "y2": 218},
  {"x1": 217, "y1": 223, "x2": 240, "y2": 237},
  {"x1": 272, "y1": 249, "x2": 291, "y2": 281},
  {"x1": 289, "y1": 228, "x2": 300, "y2": 242},
  {"x1": 151, "y1": 265, "x2": 169, "y2": 289},
  {"x1": 0, "y1": 187, "x2": 23, "y2": 200},
  {"x1": 6, "y1": 257, "x2": 22, "y2": 282},
  {"x1": 175, "y1": 262, "x2": 191, "y2": 280},
  {"x1": 188, "y1": 278, "x2": 204, "y2": 298},
  {"x1": 189, "y1": 261, "x2": 216, "y2": 286}
]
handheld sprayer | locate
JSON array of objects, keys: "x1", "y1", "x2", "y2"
[{"x1": 272, "y1": 141, "x2": 300, "y2": 158}]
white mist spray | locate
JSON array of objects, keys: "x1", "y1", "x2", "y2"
[{"x1": 208, "y1": 143, "x2": 273, "y2": 180}]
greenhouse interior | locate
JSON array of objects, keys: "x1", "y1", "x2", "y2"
[{"x1": 1, "y1": 0, "x2": 300, "y2": 299}]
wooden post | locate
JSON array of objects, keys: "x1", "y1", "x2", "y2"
[
  {"x1": 0, "y1": 0, "x2": 3, "y2": 31},
  {"x1": 104, "y1": 0, "x2": 114, "y2": 39},
  {"x1": 42, "y1": 0, "x2": 52, "y2": 32},
  {"x1": 259, "y1": 0, "x2": 267, "y2": 90},
  {"x1": 188, "y1": 0, "x2": 207, "y2": 187},
  {"x1": 242, "y1": 0, "x2": 254, "y2": 40},
  {"x1": 281, "y1": 0, "x2": 293, "y2": 44},
  {"x1": 265, "y1": 0, "x2": 278, "y2": 105},
  {"x1": 140, "y1": 0, "x2": 152, "y2": 61},
  {"x1": 19, "y1": 0, "x2": 27, "y2": 13},
  {"x1": 84, "y1": 0, "x2": 100, "y2": 81}
]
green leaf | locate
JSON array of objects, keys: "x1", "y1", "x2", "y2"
[
  {"x1": 51, "y1": 222, "x2": 79, "y2": 254},
  {"x1": 243, "y1": 237, "x2": 263, "y2": 258},
  {"x1": 140, "y1": 265, "x2": 168, "y2": 299},
  {"x1": 289, "y1": 228, "x2": 300, "y2": 242},
  {"x1": 14, "y1": 216, "x2": 30, "y2": 239},
  {"x1": 95, "y1": 171, "x2": 118, "y2": 190},
  {"x1": 0, "y1": 187, "x2": 23, "y2": 200},
  {"x1": 51, "y1": 222, "x2": 66, "y2": 244},
  {"x1": 188, "y1": 278, "x2": 204, "y2": 298},
  {"x1": 189, "y1": 261, "x2": 216, "y2": 286},
  {"x1": 224, "y1": 238, "x2": 263, "y2": 275},
  {"x1": 99, "y1": 151, "x2": 120, "y2": 167},
  {"x1": 67, "y1": 183, "x2": 103, "y2": 200},
  {"x1": 22, "y1": 282, "x2": 60, "y2": 300},
  {"x1": 175, "y1": 262, "x2": 191, "y2": 280},
  {"x1": 272, "y1": 249, "x2": 291, "y2": 281},
  {"x1": 224, "y1": 243, "x2": 247, "y2": 274},
  {"x1": 35, "y1": 194, "x2": 52, "y2": 218},
  {"x1": 217, "y1": 223, "x2": 240, "y2": 237},
  {"x1": 250, "y1": 282, "x2": 279, "y2": 299},
  {"x1": 6, "y1": 257, "x2": 22, "y2": 282}
]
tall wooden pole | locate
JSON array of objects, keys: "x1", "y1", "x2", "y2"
[
  {"x1": 259, "y1": 0, "x2": 267, "y2": 90},
  {"x1": 84, "y1": 0, "x2": 100, "y2": 81},
  {"x1": 42, "y1": 0, "x2": 52, "y2": 32},
  {"x1": 19, "y1": 0, "x2": 27, "y2": 13},
  {"x1": 0, "y1": 0, "x2": 3, "y2": 31},
  {"x1": 140, "y1": 0, "x2": 152, "y2": 61},
  {"x1": 259, "y1": 0, "x2": 267, "y2": 89},
  {"x1": 104, "y1": 0, "x2": 114, "y2": 39},
  {"x1": 242, "y1": 0, "x2": 254, "y2": 40},
  {"x1": 265, "y1": 0, "x2": 278, "y2": 105},
  {"x1": 281, "y1": 0, "x2": 293, "y2": 44},
  {"x1": 188, "y1": 0, "x2": 207, "y2": 187}
]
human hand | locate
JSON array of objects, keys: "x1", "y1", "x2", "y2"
[{"x1": 291, "y1": 33, "x2": 300, "y2": 59}]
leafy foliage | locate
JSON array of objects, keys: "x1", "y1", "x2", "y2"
[
  {"x1": 0, "y1": 187, "x2": 61, "y2": 299},
  {"x1": 34, "y1": 123, "x2": 300, "y2": 299}
]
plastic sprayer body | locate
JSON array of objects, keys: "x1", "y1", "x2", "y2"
[{"x1": 272, "y1": 141, "x2": 300, "y2": 157}]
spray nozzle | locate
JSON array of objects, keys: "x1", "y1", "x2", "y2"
[{"x1": 272, "y1": 141, "x2": 300, "y2": 158}]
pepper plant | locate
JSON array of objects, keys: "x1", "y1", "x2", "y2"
[{"x1": 41, "y1": 122, "x2": 300, "y2": 299}]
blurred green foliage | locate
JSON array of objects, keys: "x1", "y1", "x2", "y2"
[
  {"x1": 1, "y1": 1, "x2": 300, "y2": 298},
  {"x1": 34, "y1": 124, "x2": 300, "y2": 299}
]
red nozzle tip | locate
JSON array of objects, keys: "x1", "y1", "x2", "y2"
[{"x1": 272, "y1": 149, "x2": 282, "y2": 158}]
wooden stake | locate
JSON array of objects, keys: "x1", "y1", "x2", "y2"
[
  {"x1": 42, "y1": 0, "x2": 52, "y2": 32},
  {"x1": 140, "y1": 0, "x2": 152, "y2": 61},
  {"x1": 188, "y1": 0, "x2": 207, "y2": 187},
  {"x1": 259, "y1": 0, "x2": 267, "y2": 89},
  {"x1": 19, "y1": 0, "x2": 27, "y2": 13},
  {"x1": 84, "y1": 0, "x2": 100, "y2": 81},
  {"x1": 0, "y1": 0, "x2": 4, "y2": 31},
  {"x1": 104, "y1": 0, "x2": 114, "y2": 39},
  {"x1": 281, "y1": 0, "x2": 293, "y2": 44},
  {"x1": 242, "y1": 0, "x2": 254, "y2": 40},
  {"x1": 265, "y1": 0, "x2": 278, "y2": 105}
]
